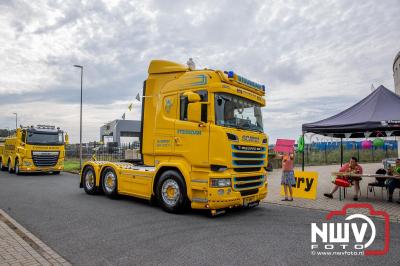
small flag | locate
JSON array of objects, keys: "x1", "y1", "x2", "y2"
[
  {"x1": 122, "y1": 113, "x2": 125, "y2": 120},
  {"x1": 128, "y1": 103, "x2": 133, "y2": 111},
  {"x1": 135, "y1": 93, "x2": 141, "y2": 102}
]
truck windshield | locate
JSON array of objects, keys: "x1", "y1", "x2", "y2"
[
  {"x1": 26, "y1": 132, "x2": 64, "y2": 145},
  {"x1": 215, "y1": 93, "x2": 264, "y2": 132}
]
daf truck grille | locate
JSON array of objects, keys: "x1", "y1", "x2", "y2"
[
  {"x1": 231, "y1": 145, "x2": 266, "y2": 168},
  {"x1": 233, "y1": 175, "x2": 264, "y2": 191},
  {"x1": 32, "y1": 151, "x2": 59, "y2": 167}
]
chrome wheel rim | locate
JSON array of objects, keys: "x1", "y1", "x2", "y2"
[
  {"x1": 104, "y1": 171, "x2": 116, "y2": 193},
  {"x1": 161, "y1": 179, "x2": 180, "y2": 207},
  {"x1": 85, "y1": 169, "x2": 95, "y2": 190}
]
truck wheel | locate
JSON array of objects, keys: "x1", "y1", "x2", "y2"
[
  {"x1": 102, "y1": 167, "x2": 118, "y2": 198},
  {"x1": 52, "y1": 171, "x2": 61, "y2": 175},
  {"x1": 14, "y1": 160, "x2": 20, "y2": 175},
  {"x1": 156, "y1": 170, "x2": 189, "y2": 213},
  {"x1": 7, "y1": 160, "x2": 13, "y2": 173},
  {"x1": 82, "y1": 166, "x2": 97, "y2": 195}
]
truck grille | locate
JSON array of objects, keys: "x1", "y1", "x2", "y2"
[
  {"x1": 32, "y1": 151, "x2": 59, "y2": 167},
  {"x1": 232, "y1": 145, "x2": 266, "y2": 168},
  {"x1": 233, "y1": 175, "x2": 264, "y2": 191},
  {"x1": 240, "y1": 188, "x2": 259, "y2": 196},
  {"x1": 234, "y1": 167, "x2": 261, "y2": 173}
]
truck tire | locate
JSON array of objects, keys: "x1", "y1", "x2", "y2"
[
  {"x1": 14, "y1": 159, "x2": 20, "y2": 175},
  {"x1": 7, "y1": 160, "x2": 13, "y2": 173},
  {"x1": 52, "y1": 171, "x2": 61, "y2": 175},
  {"x1": 101, "y1": 167, "x2": 118, "y2": 198},
  {"x1": 82, "y1": 166, "x2": 97, "y2": 195},
  {"x1": 156, "y1": 170, "x2": 189, "y2": 214}
]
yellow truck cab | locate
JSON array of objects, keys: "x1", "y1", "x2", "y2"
[
  {"x1": 80, "y1": 60, "x2": 269, "y2": 215},
  {"x1": 0, "y1": 125, "x2": 67, "y2": 174}
]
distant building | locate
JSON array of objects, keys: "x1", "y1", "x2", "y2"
[
  {"x1": 394, "y1": 50, "x2": 400, "y2": 95},
  {"x1": 100, "y1": 119, "x2": 141, "y2": 145}
]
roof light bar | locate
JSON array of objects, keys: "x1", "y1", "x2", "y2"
[{"x1": 225, "y1": 71, "x2": 265, "y2": 92}]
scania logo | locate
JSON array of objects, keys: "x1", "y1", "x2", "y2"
[{"x1": 242, "y1": 136, "x2": 259, "y2": 143}]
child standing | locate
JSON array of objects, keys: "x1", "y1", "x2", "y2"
[{"x1": 279, "y1": 153, "x2": 296, "y2": 201}]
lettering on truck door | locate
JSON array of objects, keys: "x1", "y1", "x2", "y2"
[{"x1": 154, "y1": 93, "x2": 177, "y2": 155}]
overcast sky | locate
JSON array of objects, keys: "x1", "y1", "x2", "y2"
[{"x1": 1, "y1": 0, "x2": 399, "y2": 143}]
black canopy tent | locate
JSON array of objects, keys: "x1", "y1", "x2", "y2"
[{"x1": 301, "y1": 85, "x2": 400, "y2": 170}]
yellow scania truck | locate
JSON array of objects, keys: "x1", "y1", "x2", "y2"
[
  {"x1": 0, "y1": 125, "x2": 67, "y2": 174},
  {"x1": 80, "y1": 60, "x2": 269, "y2": 215}
]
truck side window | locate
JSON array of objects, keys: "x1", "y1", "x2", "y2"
[
  {"x1": 196, "y1": 90, "x2": 208, "y2": 101},
  {"x1": 180, "y1": 95, "x2": 189, "y2": 120},
  {"x1": 21, "y1": 131, "x2": 26, "y2": 143},
  {"x1": 201, "y1": 103, "x2": 207, "y2": 123},
  {"x1": 197, "y1": 90, "x2": 208, "y2": 123},
  {"x1": 180, "y1": 90, "x2": 208, "y2": 122}
]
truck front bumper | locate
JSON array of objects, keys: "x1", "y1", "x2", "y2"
[
  {"x1": 191, "y1": 182, "x2": 268, "y2": 210},
  {"x1": 19, "y1": 165, "x2": 64, "y2": 173},
  {"x1": 19, "y1": 158, "x2": 64, "y2": 173}
]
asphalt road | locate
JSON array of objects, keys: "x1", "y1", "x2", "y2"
[{"x1": 0, "y1": 171, "x2": 398, "y2": 266}]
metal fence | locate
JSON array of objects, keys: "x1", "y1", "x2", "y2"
[
  {"x1": 269, "y1": 142, "x2": 399, "y2": 169},
  {"x1": 67, "y1": 141, "x2": 398, "y2": 166},
  {"x1": 66, "y1": 142, "x2": 140, "y2": 162}
]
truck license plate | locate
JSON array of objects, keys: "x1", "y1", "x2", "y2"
[{"x1": 243, "y1": 196, "x2": 256, "y2": 206}]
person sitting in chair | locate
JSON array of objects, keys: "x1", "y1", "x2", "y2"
[
  {"x1": 387, "y1": 158, "x2": 400, "y2": 203},
  {"x1": 324, "y1": 157, "x2": 363, "y2": 201}
]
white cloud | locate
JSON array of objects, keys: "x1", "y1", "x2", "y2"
[
  {"x1": 0, "y1": 0, "x2": 399, "y2": 143},
  {"x1": 0, "y1": 100, "x2": 142, "y2": 142}
]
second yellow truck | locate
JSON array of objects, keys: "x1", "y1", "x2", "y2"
[
  {"x1": 0, "y1": 125, "x2": 67, "y2": 174},
  {"x1": 80, "y1": 60, "x2": 269, "y2": 215}
]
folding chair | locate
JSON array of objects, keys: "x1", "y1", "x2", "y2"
[{"x1": 367, "y1": 169, "x2": 387, "y2": 200}]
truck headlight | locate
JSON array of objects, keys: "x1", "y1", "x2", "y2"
[
  {"x1": 210, "y1": 178, "x2": 231, "y2": 187},
  {"x1": 23, "y1": 161, "x2": 32, "y2": 166}
]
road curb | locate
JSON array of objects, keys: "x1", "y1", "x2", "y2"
[
  {"x1": 63, "y1": 170, "x2": 79, "y2": 175},
  {"x1": 0, "y1": 209, "x2": 71, "y2": 265}
]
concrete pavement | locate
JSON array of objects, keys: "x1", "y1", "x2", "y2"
[
  {"x1": 264, "y1": 163, "x2": 400, "y2": 222},
  {"x1": 0, "y1": 209, "x2": 70, "y2": 265},
  {"x1": 0, "y1": 170, "x2": 399, "y2": 265}
]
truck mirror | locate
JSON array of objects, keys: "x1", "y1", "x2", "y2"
[
  {"x1": 65, "y1": 133, "x2": 69, "y2": 144},
  {"x1": 184, "y1": 91, "x2": 201, "y2": 103},
  {"x1": 187, "y1": 102, "x2": 202, "y2": 123}
]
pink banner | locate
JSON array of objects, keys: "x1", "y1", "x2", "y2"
[{"x1": 274, "y1": 139, "x2": 295, "y2": 153}]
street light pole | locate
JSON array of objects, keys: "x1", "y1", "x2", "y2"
[
  {"x1": 12, "y1": 113, "x2": 17, "y2": 129},
  {"x1": 74, "y1": 65, "x2": 83, "y2": 171}
]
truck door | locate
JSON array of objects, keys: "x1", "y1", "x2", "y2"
[
  {"x1": 154, "y1": 93, "x2": 177, "y2": 155},
  {"x1": 175, "y1": 90, "x2": 209, "y2": 167}
]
